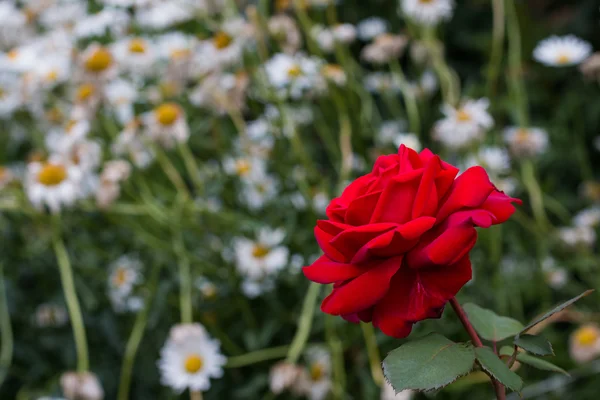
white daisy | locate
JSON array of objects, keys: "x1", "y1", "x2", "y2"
[
  {"x1": 108, "y1": 255, "x2": 143, "y2": 312},
  {"x1": 0, "y1": 72, "x2": 22, "y2": 117},
  {"x1": 264, "y1": 53, "x2": 325, "y2": 99},
  {"x1": 233, "y1": 228, "x2": 289, "y2": 282},
  {"x1": 364, "y1": 72, "x2": 402, "y2": 94},
  {"x1": 135, "y1": 1, "x2": 195, "y2": 30},
  {"x1": 222, "y1": 156, "x2": 267, "y2": 182},
  {"x1": 401, "y1": 0, "x2": 455, "y2": 26},
  {"x1": 294, "y1": 347, "x2": 332, "y2": 400},
  {"x1": 557, "y1": 226, "x2": 596, "y2": 248},
  {"x1": 73, "y1": 7, "x2": 130, "y2": 39},
  {"x1": 189, "y1": 72, "x2": 249, "y2": 115},
  {"x1": 112, "y1": 120, "x2": 155, "y2": 169},
  {"x1": 79, "y1": 43, "x2": 118, "y2": 82},
  {"x1": 0, "y1": 2, "x2": 29, "y2": 49},
  {"x1": 158, "y1": 323, "x2": 227, "y2": 392},
  {"x1": 361, "y1": 34, "x2": 408, "y2": 65},
  {"x1": 240, "y1": 171, "x2": 279, "y2": 210},
  {"x1": 503, "y1": 126, "x2": 549, "y2": 157},
  {"x1": 142, "y1": 102, "x2": 190, "y2": 148},
  {"x1": 570, "y1": 324, "x2": 600, "y2": 363},
  {"x1": 268, "y1": 15, "x2": 303, "y2": 54},
  {"x1": 533, "y1": 35, "x2": 592, "y2": 67},
  {"x1": 357, "y1": 17, "x2": 388, "y2": 41},
  {"x1": 38, "y1": 1, "x2": 88, "y2": 31},
  {"x1": 269, "y1": 362, "x2": 303, "y2": 395},
  {"x1": 25, "y1": 156, "x2": 84, "y2": 213},
  {"x1": 31, "y1": 53, "x2": 71, "y2": 90},
  {"x1": 111, "y1": 36, "x2": 157, "y2": 76},
  {"x1": 573, "y1": 206, "x2": 600, "y2": 228},
  {"x1": 104, "y1": 79, "x2": 138, "y2": 124},
  {"x1": 434, "y1": 98, "x2": 493, "y2": 149},
  {"x1": 377, "y1": 120, "x2": 408, "y2": 146},
  {"x1": 45, "y1": 118, "x2": 91, "y2": 154},
  {"x1": 463, "y1": 146, "x2": 510, "y2": 176},
  {"x1": 541, "y1": 258, "x2": 568, "y2": 290}
]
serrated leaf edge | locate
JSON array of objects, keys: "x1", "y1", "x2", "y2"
[
  {"x1": 383, "y1": 361, "x2": 476, "y2": 393},
  {"x1": 474, "y1": 347, "x2": 524, "y2": 392},
  {"x1": 514, "y1": 337, "x2": 554, "y2": 356}
]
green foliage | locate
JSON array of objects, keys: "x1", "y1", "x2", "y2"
[
  {"x1": 514, "y1": 334, "x2": 554, "y2": 356},
  {"x1": 518, "y1": 290, "x2": 595, "y2": 336},
  {"x1": 500, "y1": 346, "x2": 568, "y2": 376},
  {"x1": 462, "y1": 303, "x2": 524, "y2": 342},
  {"x1": 383, "y1": 334, "x2": 475, "y2": 392},
  {"x1": 474, "y1": 346, "x2": 523, "y2": 392}
]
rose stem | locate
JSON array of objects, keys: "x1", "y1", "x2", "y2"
[{"x1": 449, "y1": 297, "x2": 506, "y2": 400}]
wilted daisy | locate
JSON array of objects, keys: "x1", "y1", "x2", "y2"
[
  {"x1": 580, "y1": 52, "x2": 600, "y2": 80},
  {"x1": 381, "y1": 381, "x2": 414, "y2": 400},
  {"x1": 233, "y1": 228, "x2": 289, "y2": 296},
  {"x1": 294, "y1": 347, "x2": 332, "y2": 400},
  {"x1": 189, "y1": 71, "x2": 249, "y2": 115},
  {"x1": 0, "y1": 166, "x2": 15, "y2": 190},
  {"x1": 25, "y1": 157, "x2": 84, "y2": 213},
  {"x1": 112, "y1": 120, "x2": 155, "y2": 168},
  {"x1": 269, "y1": 362, "x2": 303, "y2": 395},
  {"x1": 463, "y1": 146, "x2": 511, "y2": 176},
  {"x1": 264, "y1": 53, "x2": 325, "y2": 99},
  {"x1": 434, "y1": 98, "x2": 493, "y2": 149},
  {"x1": 570, "y1": 324, "x2": 600, "y2": 363},
  {"x1": 557, "y1": 226, "x2": 596, "y2": 248},
  {"x1": 357, "y1": 17, "x2": 388, "y2": 41},
  {"x1": 541, "y1": 258, "x2": 568, "y2": 290},
  {"x1": 60, "y1": 372, "x2": 104, "y2": 400},
  {"x1": 142, "y1": 102, "x2": 189, "y2": 148},
  {"x1": 503, "y1": 126, "x2": 549, "y2": 157},
  {"x1": 96, "y1": 160, "x2": 132, "y2": 208},
  {"x1": 533, "y1": 35, "x2": 591, "y2": 67},
  {"x1": 401, "y1": 0, "x2": 455, "y2": 26},
  {"x1": 268, "y1": 15, "x2": 303, "y2": 54},
  {"x1": 361, "y1": 34, "x2": 408, "y2": 65},
  {"x1": 158, "y1": 323, "x2": 226, "y2": 392},
  {"x1": 35, "y1": 303, "x2": 68, "y2": 328},
  {"x1": 322, "y1": 64, "x2": 347, "y2": 86},
  {"x1": 107, "y1": 255, "x2": 143, "y2": 312}
]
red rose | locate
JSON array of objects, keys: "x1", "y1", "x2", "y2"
[{"x1": 303, "y1": 145, "x2": 521, "y2": 338}]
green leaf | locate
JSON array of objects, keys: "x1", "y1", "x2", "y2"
[
  {"x1": 515, "y1": 353, "x2": 569, "y2": 376},
  {"x1": 499, "y1": 347, "x2": 569, "y2": 376},
  {"x1": 383, "y1": 333, "x2": 475, "y2": 392},
  {"x1": 519, "y1": 290, "x2": 594, "y2": 335},
  {"x1": 462, "y1": 303, "x2": 524, "y2": 341},
  {"x1": 474, "y1": 347, "x2": 523, "y2": 392},
  {"x1": 514, "y1": 334, "x2": 554, "y2": 356}
]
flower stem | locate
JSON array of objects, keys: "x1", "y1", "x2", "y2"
[
  {"x1": 117, "y1": 262, "x2": 161, "y2": 400},
  {"x1": 286, "y1": 282, "x2": 321, "y2": 364},
  {"x1": 173, "y1": 230, "x2": 193, "y2": 324},
  {"x1": 178, "y1": 142, "x2": 204, "y2": 195},
  {"x1": 360, "y1": 322, "x2": 384, "y2": 387},
  {"x1": 0, "y1": 264, "x2": 13, "y2": 386},
  {"x1": 190, "y1": 390, "x2": 203, "y2": 400},
  {"x1": 487, "y1": 0, "x2": 505, "y2": 97},
  {"x1": 449, "y1": 297, "x2": 506, "y2": 400},
  {"x1": 225, "y1": 345, "x2": 290, "y2": 368},
  {"x1": 52, "y1": 220, "x2": 89, "y2": 372}
]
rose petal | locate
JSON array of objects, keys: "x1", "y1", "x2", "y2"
[
  {"x1": 315, "y1": 226, "x2": 347, "y2": 262},
  {"x1": 329, "y1": 223, "x2": 398, "y2": 261},
  {"x1": 303, "y1": 255, "x2": 366, "y2": 284},
  {"x1": 413, "y1": 157, "x2": 441, "y2": 219},
  {"x1": 370, "y1": 170, "x2": 422, "y2": 224},
  {"x1": 436, "y1": 166, "x2": 495, "y2": 222},
  {"x1": 321, "y1": 256, "x2": 403, "y2": 315},
  {"x1": 481, "y1": 190, "x2": 522, "y2": 224},
  {"x1": 346, "y1": 191, "x2": 383, "y2": 226}
]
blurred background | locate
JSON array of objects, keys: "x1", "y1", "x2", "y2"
[{"x1": 0, "y1": 0, "x2": 599, "y2": 399}]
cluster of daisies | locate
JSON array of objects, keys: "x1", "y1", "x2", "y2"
[{"x1": 0, "y1": 0, "x2": 599, "y2": 399}]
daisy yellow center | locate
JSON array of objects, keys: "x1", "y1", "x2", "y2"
[
  {"x1": 128, "y1": 38, "x2": 147, "y2": 53},
  {"x1": 170, "y1": 48, "x2": 191, "y2": 60},
  {"x1": 419, "y1": 0, "x2": 434, "y2": 3},
  {"x1": 7, "y1": 50, "x2": 18, "y2": 60},
  {"x1": 154, "y1": 103, "x2": 180, "y2": 126},
  {"x1": 46, "y1": 70, "x2": 59, "y2": 82},
  {"x1": 456, "y1": 109, "x2": 471, "y2": 122},
  {"x1": 0, "y1": 88, "x2": 4, "y2": 98},
  {"x1": 65, "y1": 120, "x2": 78, "y2": 134},
  {"x1": 323, "y1": 64, "x2": 343, "y2": 77},
  {"x1": 76, "y1": 83, "x2": 96, "y2": 102},
  {"x1": 556, "y1": 53, "x2": 571, "y2": 64},
  {"x1": 112, "y1": 268, "x2": 128, "y2": 287},
  {"x1": 575, "y1": 327, "x2": 598, "y2": 346},
  {"x1": 84, "y1": 48, "x2": 113, "y2": 72},
  {"x1": 515, "y1": 128, "x2": 529, "y2": 143},
  {"x1": 184, "y1": 354, "x2": 204, "y2": 373},
  {"x1": 287, "y1": 65, "x2": 302, "y2": 78},
  {"x1": 0, "y1": 167, "x2": 7, "y2": 180},
  {"x1": 235, "y1": 160, "x2": 251, "y2": 176},
  {"x1": 213, "y1": 32, "x2": 233, "y2": 50},
  {"x1": 310, "y1": 363, "x2": 325, "y2": 381},
  {"x1": 37, "y1": 163, "x2": 67, "y2": 186},
  {"x1": 252, "y1": 245, "x2": 270, "y2": 258},
  {"x1": 24, "y1": 8, "x2": 37, "y2": 23}
]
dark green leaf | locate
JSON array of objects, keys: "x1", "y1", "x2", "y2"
[
  {"x1": 474, "y1": 347, "x2": 523, "y2": 392},
  {"x1": 383, "y1": 333, "x2": 475, "y2": 392},
  {"x1": 463, "y1": 303, "x2": 524, "y2": 341},
  {"x1": 514, "y1": 334, "x2": 554, "y2": 356},
  {"x1": 499, "y1": 347, "x2": 569, "y2": 376},
  {"x1": 519, "y1": 290, "x2": 594, "y2": 335}
]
